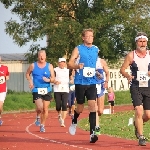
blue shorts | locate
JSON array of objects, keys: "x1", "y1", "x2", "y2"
[
  {"x1": 97, "y1": 84, "x2": 105, "y2": 98},
  {"x1": 68, "y1": 91, "x2": 75, "y2": 106}
]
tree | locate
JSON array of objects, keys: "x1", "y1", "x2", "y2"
[{"x1": 1, "y1": 0, "x2": 150, "y2": 63}]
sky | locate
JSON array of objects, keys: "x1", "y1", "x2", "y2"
[{"x1": 0, "y1": 3, "x2": 46, "y2": 54}]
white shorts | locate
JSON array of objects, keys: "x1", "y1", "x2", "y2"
[{"x1": 0, "y1": 92, "x2": 7, "y2": 103}]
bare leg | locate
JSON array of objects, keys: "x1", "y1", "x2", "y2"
[
  {"x1": 34, "y1": 99, "x2": 43, "y2": 126},
  {"x1": 41, "y1": 100, "x2": 50, "y2": 125}
]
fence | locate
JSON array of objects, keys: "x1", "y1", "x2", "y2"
[
  {"x1": 7, "y1": 72, "x2": 30, "y2": 92},
  {"x1": 6, "y1": 69, "x2": 130, "y2": 92}
]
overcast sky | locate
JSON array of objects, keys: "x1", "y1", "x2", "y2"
[{"x1": 0, "y1": 3, "x2": 46, "y2": 54}]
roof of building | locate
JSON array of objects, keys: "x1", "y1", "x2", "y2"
[{"x1": 0, "y1": 53, "x2": 27, "y2": 61}]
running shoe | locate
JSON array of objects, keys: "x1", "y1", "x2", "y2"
[
  {"x1": 40, "y1": 124, "x2": 45, "y2": 132},
  {"x1": 0, "y1": 120, "x2": 3, "y2": 126},
  {"x1": 35, "y1": 118, "x2": 40, "y2": 126},
  {"x1": 138, "y1": 135, "x2": 146, "y2": 146},
  {"x1": 69, "y1": 123, "x2": 77, "y2": 135},
  {"x1": 90, "y1": 133, "x2": 98, "y2": 143}
]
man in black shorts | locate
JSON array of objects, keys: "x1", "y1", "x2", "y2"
[
  {"x1": 120, "y1": 32, "x2": 150, "y2": 146},
  {"x1": 68, "y1": 28, "x2": 99, "y2": 143},
  {"x1": 26, "y1": 50, "x2": 55, "y2": 132}
]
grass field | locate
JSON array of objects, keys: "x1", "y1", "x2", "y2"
[
  {"x1": 78, "y1": 110, "x2": 150, "y2": 142},
  {"x1": 3, "y1": 90, "x2": 132, "y2": 112}
]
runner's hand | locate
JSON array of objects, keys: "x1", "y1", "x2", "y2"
[
  {"x1": 127, "y1": 75, "x2": 134, "y2": 84},
  {"x1": 148, "y1": 71, "x2": 150, "y2": 76},
  {"x1": 43, "y1": 77, "x2": 50, "y2": 82},
  {"x1": 78, "y1": 63, "x2": 84, "y2": 69},
  {"x1": 29, "y1": 80, "x2": 34, "y2": 89},
  {"x1": 103, "y1": 82, "x2": 108, "y2": 88},
  {"x1": 54, "y1": 81, "x2": 61, "y2": 85}
]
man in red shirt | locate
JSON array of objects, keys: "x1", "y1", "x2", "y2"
[{"x1": 0, "y1": 56, "x2": 9, "y2": 125}]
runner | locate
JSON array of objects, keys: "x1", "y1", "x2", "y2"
[
  {"x1": 26, "y1": 50, "x2": 55, "y2": 132},
  {"x1": 95, "y1": 57, "x2": 109, "y2": 135},
  {"x1": 120, "y1": 32, "x2": 150, "y2": 146},
  {"x1": 68, "y1": 69, "x2": 76, "y2": 117},
  {"x1": 0, "y1": 56, "x2": 9, "y2": 125},
  {"x1": 68, "y1": 28, "x2": 99, "y2": 143},
  {"x1": 53, "y1": 58, "x2": 69, "y2": 127}
]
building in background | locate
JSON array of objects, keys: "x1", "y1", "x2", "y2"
[{"x1": 0, "y1": 53, "x2": 30, "y2": 92}]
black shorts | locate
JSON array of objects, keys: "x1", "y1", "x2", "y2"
[
  {"x1": 130, "y1": 87, "x2": 150, "y2": 110},
  {"x1": 32, "y1": 92, "x2": 53, "y2": 103},
  {"x1": 108, "y1": 101, "x2": 114, "y2": 106},
  {"x1": 75, "y1": 84, "x2": 96, "y2": 104}
]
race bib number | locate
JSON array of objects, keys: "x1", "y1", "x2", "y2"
[
  {"x1": 38, "y1": 88, "x2": 48, "y2": 95},
  {"x1": 0, "y1": 76, "x2": 5, "y2": 84},
  {"x1": 96, "y1": 84, "x2": 101, "y2": 94},
  {"x1": 83, "y1": 67, "x2": 95, "y2": 77},
  {"x1": 137, "y1": 71, "x2": 149, "y2": 87},
  {"x1": 137, "y1": 71, "x2": 149, "y2": 81}
]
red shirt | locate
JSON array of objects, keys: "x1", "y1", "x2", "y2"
[{"x1": 0, "y1": 65, "x2": 9, "y2": 92}]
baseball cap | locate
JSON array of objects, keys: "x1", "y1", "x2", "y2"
[{"x1": 58, "y1": 58, "x2": 66, "y2": 62}]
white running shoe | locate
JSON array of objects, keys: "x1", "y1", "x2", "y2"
[
  {"x1": 69, "y1": 123, "x2": 77, "y2": 135},
  {"x1": 58, "y1": 115, "x2": 63, "y2": 124},
  {"x1": 60, "y1": 119, "x2": 65, "y2": 127}
]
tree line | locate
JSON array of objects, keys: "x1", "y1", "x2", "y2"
[{"x1": 1, "y1": 0, "x2": 150, "y2": 64}]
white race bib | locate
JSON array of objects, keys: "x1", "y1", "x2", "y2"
[
  {"x1": 96, "y1": 84, "x2": 101, "y2": 94},
  {"x1": 137, "y1": 71, "x2": 149, "y2": 87},
  {"x1": 83, "y1": 67, "x2": 95, "y2": 77},
  {"x1": 70, "y1": 85, "x2": 75, "y2": 91},
  {"x1": 137, "y1": 71, "x2": 149, "y2": 81},
  {"x1": 0, "y1": 76, "x2": 5, "y2": 84},
  {"x1": 58, "y1": 84, "x2": 69, "y2": 92},
  {"x1": 38, "y1": 88, "x2": 48, "y2": 95}
]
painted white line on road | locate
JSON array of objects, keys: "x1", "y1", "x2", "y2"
[{"x1": 26, "y1": 123, "x2": 92, "y2": 150}]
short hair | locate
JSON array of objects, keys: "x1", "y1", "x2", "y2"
[
  {"x1": 38, "y1": 50, "x2": 46, "y2": 55},
  {"x1": 136, "y1": 32, "x2": 147, "y2": 37},
  {"x1": 82, "y1": 28, "x2": 94, "y2": 37}
]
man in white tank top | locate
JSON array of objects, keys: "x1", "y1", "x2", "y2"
[{"x1": 120, "y1": 32, "x2": 150, "y2": 146}]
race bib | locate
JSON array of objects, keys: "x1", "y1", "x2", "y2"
[
  {"x1": 0, "y1": 76, "x2": 5, "y2": 84},
  {"x1": 137, "y1": 71, "x2": 149, "y2": 87},
  {"x1": 70, "y1": 85, "x2": 75, "y2": 91},
  {"x1": 96, "y1": 84, "x2": 101, "y2": 94},
  {"x1": 83, "y1": 67, "x2": 95, "y2": 77},
  {"x1": 58, "y1": 84, "x2": 68, "y2": 92},
  {"x1": 137, "y1": 71, "x2": 149, "y2": 81},
  {"x1": 38, "y1": 88, "x2": 48, "y2": 95}
]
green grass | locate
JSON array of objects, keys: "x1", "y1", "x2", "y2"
[
  {"x1": 3, "y1": 90, "x2": 131, "y2": 112},
  {"x1": 3, "y1": 91, "x2": 56, "y2": 112},
  {"x1": 104, "y1": 90, "x2": 131, "y2": 105},
  {"x1": 78, "y1": 111, "x2": 150, "y2": 141}
]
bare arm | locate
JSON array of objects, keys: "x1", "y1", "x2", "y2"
[
  {"x1": 42, "y1": 64, "x2": 55, "y2": 83},
  {"x1": 6, "y1": 66, "x2": 9, "y2": 80},
  {"x1": 26, "y1": 63, "x2": 34, "y2": 89},
  {"x1": 102, "y1": 59, "x2": 109, "y2": 88},
  {"x1": 49, "y1": 64, "x2": 55, "y2": 83},
  {"x1": 120, "y1": 52, "x2": 133, "y2": 79},
  {"x1": 68, "y1": 47, "x2": 84, "y2": 69},
  {"x1": 26, "y1": 63, "x2": 34, "y2": 81},
  {"x1": 113, "y1": 93, "x2": 115, "y2": 100},
  {"x1": 102, "y1": 59, "x2": 109, "y2": 82}
]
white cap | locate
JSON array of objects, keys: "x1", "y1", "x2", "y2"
[{"x1": 58, "y1": 58, "x2": 66, "y2": 62}]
